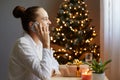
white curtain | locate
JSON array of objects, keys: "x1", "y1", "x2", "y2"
[{"x1": 100, "y1": 0, "x2": 120, "y2": 80}]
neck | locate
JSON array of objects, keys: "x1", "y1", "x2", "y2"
[{"x1": 29, "y1": 32, "x2": 40, "y2": 45}]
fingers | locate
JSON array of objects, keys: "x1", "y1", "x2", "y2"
[
  {"x1": 39, "y1": 24, "x2": 49, "y2": 33},
  {"x1": 34, "y1": 23, "x2": 50, "y2": 36},
  {"x1": 35, "y1": 23, "x2": 50, "y2": 48},
  {"x1": 38, "y1": 23, "x2": 43, "y2": 34}
]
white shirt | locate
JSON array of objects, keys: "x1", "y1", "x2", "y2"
[{"x1": 8, "y1": 33, "x2": 60, "y2": 80}]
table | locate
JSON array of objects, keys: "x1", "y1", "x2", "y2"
[
  {"x1": 51, "y1": 77, "x2": 81, "y2": 80},
  {"x1": 51, "y1": 65, "x2": 109, "y2": 80},
  {"x1": 51, "y1": 76, "x2": 108, "y2": 80}
]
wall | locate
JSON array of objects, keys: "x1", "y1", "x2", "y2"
[
  {"x1": 0, "y1": 0, "x2": 99, "y2": 80},
  {"x1": 86, "y1": 0, "x2": 100, "y2": 44}
]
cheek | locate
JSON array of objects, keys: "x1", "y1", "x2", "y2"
[{"x1": 42, "y1": 21, "x2": 48, "y2": 26}]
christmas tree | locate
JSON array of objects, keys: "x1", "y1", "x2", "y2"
[{"x1": 50, "y1": 0, "x2": 100, "y2": 64}]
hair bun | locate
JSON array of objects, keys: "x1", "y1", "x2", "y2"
[{"x1": 13, "y1": 6, "x2": 25, "y2": 18}]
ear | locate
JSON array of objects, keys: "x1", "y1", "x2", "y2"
[{"x1": 29, "y1": 21, "x2": 34, "y2": 27}]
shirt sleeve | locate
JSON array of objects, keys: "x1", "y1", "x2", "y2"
[
  {"x1": 52, "y1": 57, "x2": 60, "y2": 74},
  {"x1": 17, "y1": 40, "x2": 53, "y2": 80},
  {"x1": 43, "y1": 49, "x2": 60, "y2": 75}
]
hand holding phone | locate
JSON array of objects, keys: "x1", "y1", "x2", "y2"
[
  {"x1": 31, "y1": 21, "x2": 50, "y2": 48},
  {"x1": 31, "y1": 21, "x2": 40, "y2": 32}
]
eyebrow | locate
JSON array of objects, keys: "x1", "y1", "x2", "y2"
[
  {"x1": 42, "y1": 17, "x2": 48, "y2": 18},
  {"x1": 41, "y1": 17, "x2": 48, "y2": 19}
]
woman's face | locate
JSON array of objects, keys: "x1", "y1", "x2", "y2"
[{"x1": 35, "y1": 8, "x2": 51, "y2": 28}]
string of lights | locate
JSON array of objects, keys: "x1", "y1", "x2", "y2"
[{"x1": 50, "y1": 0, "x2": 100, "y2": 64}]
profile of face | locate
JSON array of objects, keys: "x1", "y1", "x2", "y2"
[{"x1": 35, "y1": 8, "x2": 51, "y2": 28}]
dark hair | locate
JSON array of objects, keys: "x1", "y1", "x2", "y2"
[{"x1": 13, "y1": 6, "x2": 40, "y2": 32}]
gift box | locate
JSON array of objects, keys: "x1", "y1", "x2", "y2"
[{"x1": 59, "y1": 64, "x2": 89, "y2": 77}]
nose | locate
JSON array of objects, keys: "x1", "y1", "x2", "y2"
[{"x1": 48, "y1": 19, "x2": 51, "y2": 24}]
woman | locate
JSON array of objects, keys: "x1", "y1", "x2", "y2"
[{"x1": 9, "y1": 6, "x2": 60, "y2": 80}]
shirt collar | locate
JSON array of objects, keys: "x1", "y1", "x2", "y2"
[
  {"x1": 23, "y1": 32, "x2": 37, "y2": 47},
  {"x1": 23, "y1": 32, "x2": 43, "y2": 48}
]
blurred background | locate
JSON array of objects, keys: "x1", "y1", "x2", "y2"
[{"x1": 0, "y1": 0, "x2": 100, "y2": 80}]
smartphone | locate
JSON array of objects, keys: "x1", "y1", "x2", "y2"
[{"x1": 31, "y1": 21, "x2": 40, "y2": 32}]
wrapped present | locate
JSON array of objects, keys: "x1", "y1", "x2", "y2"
[{"x1": 59, "y1": 64, "x2": 89, "y2": 77}]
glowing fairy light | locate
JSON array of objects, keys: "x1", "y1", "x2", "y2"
[
  {"x1": 61, "y1": 33, "x2": 64, "y2": 36},
  {"x1": 65, "y1": 53, "x2": 68, "y2": 56},
  {"x1": 86, "y1": 39, "x2": 90, "y2": 43},
  {"x1": 57, "y1": 32, "x2": 60, "y2": 35},
  {"x1": 78, "y1": 6, "x2": 81, "y2": 8},
  {"x1": 70, "y1": 26, "x2": 73, "y2": 29},
  {"x1": 60, "y1": 26, "x2": 63, "y2": 29},
  {"x1": 94, "y1": 49, "x2": 96, "y2": 53},
  {"x1": 50, "y1": 36, "x2": 53, "y2": 40},
  {"x1": 75, "y1": 52, "x2": 78, "y2": 55},
  {"x1": 62, "y1": 21, "x2": 65, "y2": 24},
  {"x1": 69, "y1": 47, "x2": 72, "y2": 50},
  {"x1": 90, "y1": 38, "x2": 93, "y2": 41},
  {"x1": 74, "y1": 7, "x2": 77, "y2": 10},
  {"x1": 76, "y1": 12, "x2": 79, "y2": 15},
  {"x1": 57, "y1": 56, "x2": 60, "y2": 59},
  {"x1": 97, "y1": 54, "x2": 100, "y2": 56},
  {"x1": 57, "y1": 18, "x2": 60, "y2": 23},
  {"x1": 95, "y1": 45, "x2": 97, "y2": 48},
  {"x1": 71, "y1": 40, "x2": 73, "y2": 43},
  {"x1": 73, "y1": 16, "x2": 75, "y2": 19},
  {"x1": 74, "y1": 29, "x2": 78, "y2": 32},
  {"x1": 81, "y1": 24, "x2": 83, "y2": 26},
  {"x1": 82, "y1": 8, "x2": 84, "y2": 10},
  {"x1": 62, "y1": 48, "x2": 66, "y2": 52},
  {"x1": 63, "y1": 38, "x2": 65, "y2": 41},
  {"x1": 58, "y1": 49, "x2": 61, "y2": 52},
  {"x1": 64, "y1": 4, "x2": 67, "y2": 8},
  {"x1": 53, "y1": 40, "x2": 56, "y2": 43},
  {"x1": 84, "y1": 48, "x2": 87, "y2": 51},
  {"x1": 54, "y1": 53, "x2": 57, "y2": 56},
  {"x1": 78, "y1": 1, "x2": 80, "y2": 3},
  {"x1": 90, "y1": 27, "x2": 93, "y2": 30},
  {"x1": 58, "y1": 28, "x2": 61, "y2": 31},
  {"x1": 80, "y1": 13, "x2": 82, "y2": 16},
  {"x1": 79, "y1": 51, "x2": 82, "y2": 54},
  {"x1": 91, "y1": 50, "x2": 94, "y2": 53},
  {"x1": 64, "y1": 23, "x2": 67, "y2": 26},
  {"x1": 56, "y1": 28, "x2": 58, "y2": 31},
  {"x1": 85, "y1": 18, "x2": 88, "y2": 21},
  {"x1": 85, "y1": 13, "x2": 88, "y2": 16},
  {"x1": 81, "y1": 21, "x2": 84, "y2": 23},
  {"x1": 73, "y1": 50, "x2": 76, "y2": 52},
  {"x1": 69, "y1": 56, "x2": 72, "y2": 60},
  {"x1": 93, "y1": 33, "x2": 96, "y2": 36},
  {"x1": 82, "y1": 2, "x2": 85, "y2": 4}
]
